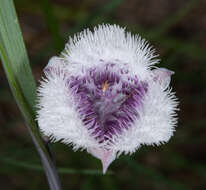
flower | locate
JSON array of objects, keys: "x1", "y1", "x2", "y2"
[{"x1": 37, "y1": 24, "x2": 178, "y2": 174}]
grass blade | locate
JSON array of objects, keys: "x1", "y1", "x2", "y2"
[{"x1": 0, "y1": 0, "x2": 62, "y2": 189}]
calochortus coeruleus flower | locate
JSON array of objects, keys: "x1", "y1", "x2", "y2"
[{"x1": 37, "y1": 24, "x2": 178, "y2": 174}]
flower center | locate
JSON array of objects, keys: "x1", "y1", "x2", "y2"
[{"x1": 68, "y1": 64, "x2": 147, "y2": 143}]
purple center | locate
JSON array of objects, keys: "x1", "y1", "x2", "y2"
[{"x1": 68, "y1": 64, "x2": 147, "y2": 143}]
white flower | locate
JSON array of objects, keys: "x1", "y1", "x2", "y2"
[{"x1": 37, "y1": 24, "x2": 179, "y2": 174}]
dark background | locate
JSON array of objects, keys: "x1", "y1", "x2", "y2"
[{"x1": 0, "y1": 0, "x2": 206, "y2": 189}]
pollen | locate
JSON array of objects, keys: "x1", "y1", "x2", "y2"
[{"x1": 102, "y1": 80, "x2": 109, "y2": 92}]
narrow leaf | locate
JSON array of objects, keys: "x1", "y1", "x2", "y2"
[{"x1": 0, "y1": 0, "x2": 62, "y2": 189}]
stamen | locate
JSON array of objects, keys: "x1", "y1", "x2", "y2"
[{"x1": 102, "y1": 80, "x2": 109, "y2": 92}]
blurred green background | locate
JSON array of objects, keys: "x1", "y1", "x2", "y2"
[{"x1": 0, "y1": 0, "x2": 206, "y2": 189}]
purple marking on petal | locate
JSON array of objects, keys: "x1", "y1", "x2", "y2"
[{"x1": 67, "y1": 64, "x2": 148, "y2": 143}]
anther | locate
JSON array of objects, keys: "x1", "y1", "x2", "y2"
[{"x1": 102, "y1": 80, "x2": 109, "y2": 92}]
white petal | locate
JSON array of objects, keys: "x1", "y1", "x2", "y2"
[
  {"x1": 111, "y1": 81, "x2": 178, "y2": 155},
  {"x1": 36, "y1": 67, "x2": 99, "y2": 150},
  {"x1": 61, "y1": 24, "x2": 159, "y2": 81}
]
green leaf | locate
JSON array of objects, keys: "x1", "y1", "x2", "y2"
[{"x1": 0, "y1": 0, "x2": 62, "y2": 189}]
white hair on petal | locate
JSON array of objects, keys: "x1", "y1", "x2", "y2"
[
  {"x1": 36, "y1": 66, "x2": 99, "y2": 150},
  {"x1": 61, "y1": 24, "x2": 159, "y2": 80},
  {"x1": 110, "y1": 81, "x2": 179, "y2": 155}
]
